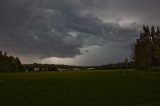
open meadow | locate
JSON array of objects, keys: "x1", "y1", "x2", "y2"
[{"x1": 0, "y1": 70, "x2": 160, "y2": 106}]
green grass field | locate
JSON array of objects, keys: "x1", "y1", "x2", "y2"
[{"x1": 0, "y1": 70, "x2": 160, "y2": 106}]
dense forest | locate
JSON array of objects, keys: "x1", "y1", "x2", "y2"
[{"x1": 0, "y1": 51, "x2": 22, "y2": 72}]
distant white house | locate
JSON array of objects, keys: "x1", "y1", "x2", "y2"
[
  {"x1": 57, "y1": 68, "x2": 67, "y2": 71},
  {"x1": 34, "y1": 68, "x2": 40, "y2": 72}
]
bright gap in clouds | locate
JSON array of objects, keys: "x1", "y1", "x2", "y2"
[{"x1": 40, "y1": 44, "x2": 132, "y2": 66}]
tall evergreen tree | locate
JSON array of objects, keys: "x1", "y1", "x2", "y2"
[{"x1": 133, "y1": 25, "x2": 160, "y2": 69}]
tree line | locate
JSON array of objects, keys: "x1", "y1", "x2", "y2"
[
  {"x1": 0, "y1": 51, "x2": 22, "y2": 72},
  {"x1": 0, "y1": 25, "x2": 160, "y2": 72}
]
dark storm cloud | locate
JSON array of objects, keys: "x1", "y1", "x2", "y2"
[
  {"x1": 0, "y1": 0, "x2": 138, "y2": 59},
  {"x1": 2, "y1": 0, "x2": 157, "y2": 62}
]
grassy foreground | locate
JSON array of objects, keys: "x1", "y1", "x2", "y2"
[{"x1": 0, "y1": 70, "x2": 160, "y2": 106}]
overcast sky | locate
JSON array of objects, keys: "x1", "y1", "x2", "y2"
[{"x1": 0, "y1": 0, "x2": 160, "y2": 66}]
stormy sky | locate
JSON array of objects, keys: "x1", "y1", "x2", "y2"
[{"x1": 0, "y1": 0, "x2": 160, "y2": 65}]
